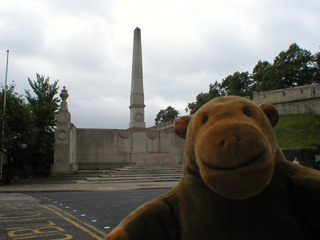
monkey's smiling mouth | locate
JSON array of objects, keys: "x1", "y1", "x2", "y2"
[{"x1": 200, "y1": 148, "x2": 268, "y2": 171}]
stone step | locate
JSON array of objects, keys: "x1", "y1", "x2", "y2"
[
  {"x1": 81, "y1": 177, "x2": 181, "y2": 184},
  {"x1": 113, "y1": 169, "x2": 182, "y2": 174},
  {"x1": 73, "y1": 168, "x2": 182, "y2": 174},
  {"x1": 49, "y1": 174, "x2": 181, "y2": 180},
  {"x1": 80, "y1": 168, "x2": 182, "y2": 175},
  {"x1": 50, "y1": 166, "x2": 183, "y2": 182},
  {"x1": 85, "y1": 175, "x2": 181, "y2": 181},
  {"x1": 49, "y1": 175, "x2": 95, "y2": 180},
  {"x1": 72, "y1": 170, "x2": 116, "y2": 175},
  {"x1": 99, "y1": 173, "x2": 181, "y2": 178},
  {"x1": 109, "y1": 171, "x2": 182, "y2": 176},
  {"x1": 51, "y1": 171, "x2": 182, "y2": 178},
  {"x1": 114, "y1": 167, "x2": 182, "y2": 170}
]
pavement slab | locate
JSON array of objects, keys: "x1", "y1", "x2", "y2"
[{"x1": 0, "y1": 181, "x2": 179, "y2": 192}]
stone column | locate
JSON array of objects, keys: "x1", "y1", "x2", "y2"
[
  {"x1": 129, "y1": 27, "x2": 146, "y2": 129},
  {"x1": 51, "y1": 87, "x2": 78, "y2": 174}
]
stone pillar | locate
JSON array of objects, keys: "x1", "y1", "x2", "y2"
[
  {"x1": 51, "y1": 87, "x2": 78, "y2": 174},
  {"x1": 129, "y1": 27, "x2": 146, "y2": 129}
]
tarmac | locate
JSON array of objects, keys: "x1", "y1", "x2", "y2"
[{"x1": 0, "y1": 178, "x2": 179, "y2": 192}]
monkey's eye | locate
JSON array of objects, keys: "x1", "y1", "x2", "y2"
[
  {"x1": 243, "y1": 107, "x2": 252, "y2": 117},
  {"x1": 202, "y1": 114, "x2": 209, "y2": 124}
]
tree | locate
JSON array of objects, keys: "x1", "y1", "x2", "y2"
[
  {"x1": 25, "y1": 74, "x2": 60, "y2": 177},
  {"x1": 311, "y1": 51, "x2": 320, "y2": 82},
  {"x1": 252, "y1": 60, "x2": 272, "y2": 92},
  {"x1": 252, "y1": 43, "x2": 319, "y2": 92},
  {"x1": 155, "y1": 106, "x2": 179, "y2": 125},
  {"x1": 274, "y1": 43, "x2": 314, "y2": 86},
  {"x1": 0, "y1": 83, "x2": 33, "y2": 184},
  {"x1": 220, "y1": 71, "x2": 253, "y2": 97},
  {"x1": 186, "y1": 43, "x2": 319, "y2": 115},
  {"x1": 186, "y1": 81, "x2": 223, "y2": 114}
]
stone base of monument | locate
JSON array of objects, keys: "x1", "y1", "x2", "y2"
[{"x1": 51, "y1": 163, "x2": 79, "y2": 174}]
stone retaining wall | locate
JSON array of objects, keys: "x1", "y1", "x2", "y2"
[
  {"x1": 253, "y1": 83, "x2": 320, "y2": 115},
  {"x1": 282, "y1": 147, "x2": 320, "y2": 169}
]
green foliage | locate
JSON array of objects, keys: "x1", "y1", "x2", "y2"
[
  {"x1": 252, "y1": 60, "x2": 273, "y2": 91},
  {"x1": 220, "y1": 71, "x2": 253, "y2": 97},
  {"x1": 0, "y1": 84, "x2": 33, "y2": 152},
  {"x1": 1, "y1": 75, "x2": 60, "y2": 184},
  {"x1": 26, "y1": 74, "x2": 60, "y2": 131},
  {"x1": 25, "y1": 74, "x2": 60, "y2": 177},
  {"x1": 0, "y1": 83, "x2": 34, "y2": 184},
  {"x1": 186, "y1": 81, "x2": 223, "y2": 114},
  {"x1": 312, "y1": 51, "x2": 320, "y2": 81},
  {"x1": 186, "y1": 43, "x2": 320, "y2": 113},
  {"x1": 155, "y1": 106, "x2": 179, "y2": 125},
  {"x1": 275, "y1": 114, "x2": 320, "y2": 148},
  {"x1": 253, "y1": 43, "x2": 319, "y2": 91}
]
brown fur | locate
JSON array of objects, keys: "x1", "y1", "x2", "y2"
[{"x1": 105, "y1": 96, "x2": 320, "y2": 240}]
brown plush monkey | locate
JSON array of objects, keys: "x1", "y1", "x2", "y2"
[{"x1": 105, "y1": 96, "x2": 320, "y2": 240}]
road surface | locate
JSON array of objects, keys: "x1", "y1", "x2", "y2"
[{"x1": 0, "y1": 189, "x2": 170, "y2": 239}]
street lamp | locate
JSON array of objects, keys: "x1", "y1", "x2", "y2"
[{"x1": 0, "y1": 50, "x2": 9, "y2": 183}]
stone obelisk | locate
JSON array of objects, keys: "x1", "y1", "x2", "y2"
[{"x1": 129, "y1": 27, "x2": 146, "y2": 129}]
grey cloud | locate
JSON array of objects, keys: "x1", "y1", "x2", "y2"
[
  {"x1": 0, "y1": 6, "x2": 46, "y2": 56},
  {"x1": 1, "y1": 0, "x2": 320, "y2": 130}
]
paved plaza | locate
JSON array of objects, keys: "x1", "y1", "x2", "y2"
[{"x1": 0, "y1": 178, "x2": 178, "y2": 192}]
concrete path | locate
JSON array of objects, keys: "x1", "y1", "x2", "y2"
[{"x1": 0, "y1": 179, "x2": 179, "y2": 192}]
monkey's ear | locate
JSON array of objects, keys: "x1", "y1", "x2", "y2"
[
  {"x1": 174, "y1": 116, "x2": 192, "y2": 139},
  {"x1": 260, "y1": 104, "x2": 279, "y2": 127}
]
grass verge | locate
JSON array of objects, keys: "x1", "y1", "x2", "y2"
[{"x1": 275, "y1": 114, "x2": 320, "y2": 148}]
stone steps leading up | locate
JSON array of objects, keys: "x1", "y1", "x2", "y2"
[
  {"x1": 99, "y1": 173, "x2": 180, "y2": 178},
  {"x1": 50, "y1": 165, "x2": 183, "y2": 183},
  {"x1": 84, "y1": 176, "x2": 181, "y2": 183}
]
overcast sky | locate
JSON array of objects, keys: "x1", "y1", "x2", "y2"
[{"x1": 0, "y1": 0, "x2": 319, "y2": 129}]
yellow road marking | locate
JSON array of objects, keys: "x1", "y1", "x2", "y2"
[
  {"x1": 42, "y1": 204, "x2": 105, "y2": 240},
  {"x1": 0, "y1": 217, "x2": 47, "y2": 222},
  {"x1": 46, "y1": 205, "x2": 106, "y2": 236},
  {"x1": 0, "y1": 212, "x2": 42, "y2": 219},
  {"x1": 11, "y1": 233, "x2": 73, "y2": 240}
]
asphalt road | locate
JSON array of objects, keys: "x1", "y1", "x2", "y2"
[
  {"x1": 28, "y1": 189, "x2": 169, "y2": 233},
  {"x1": 0, "y1": 189, "x2": 170, "y2": 240}
]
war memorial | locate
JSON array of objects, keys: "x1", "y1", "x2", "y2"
[
  {"x1": 51, "y1": 28, "x2": 320, "y2": 174},
  {"x1": 51, "y1": 28, "x2": 185, "y2": 174}
]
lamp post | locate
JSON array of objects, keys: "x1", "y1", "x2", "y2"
[{"x1": 0, "y1": 50, "x2": 9, "y2": 183}]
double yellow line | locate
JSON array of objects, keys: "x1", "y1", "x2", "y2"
[{"x1": 42, "y1": 204, "x2": 106, "y2": 240}]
